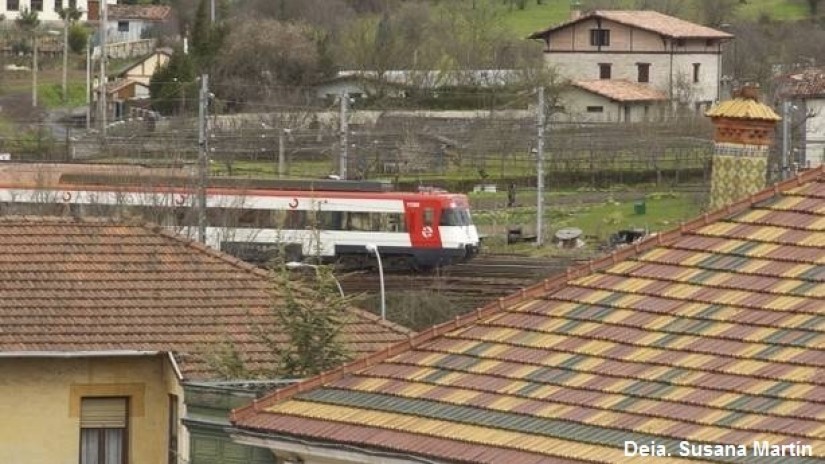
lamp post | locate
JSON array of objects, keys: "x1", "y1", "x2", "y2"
[
  {"x1": 285, "y1": 262, "x2": 345, "y2": 298},
  {"x1": 365, "y1": 244, "x2": 386, "y2": 320}
]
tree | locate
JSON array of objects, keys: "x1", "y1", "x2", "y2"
[
  {"x1": 262, "y1": 265, "x2": 352, "y2": 377},
  {"x1": 212, "y1": 19, "x2": 327, "y2": 107},
  {"x1": 695, "y1": 0, "x2": 738, "y2": 27},
  {"x1": 149, "y1": 47, "x2": 197, "y2": 115},
  {"x1": 58, "y1": 6, "x2": 83, "y2": 103},
  {"x1": 807, "y1": 0, "x2": 822, "y2": 16}
]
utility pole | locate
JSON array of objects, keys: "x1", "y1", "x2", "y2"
[
  {"x1": 86, "y1": 39, "x2": 91, "y2": 130},
  {"x1": 536, "y1": 86, "x2": 545, "y2": 247},
  {"x1": 99, "y1": 0, "x2": 108, "y2": 135},
  {"x1": 781, "y1": 100, "x2": 791, "y2": 180},
  {"x1": 210, "y1": 0, "x2": 216, "y2": 22},
  {"x1": 339, "y1": 92, "x2": 348, "y2": 180},
  {"x1": 62, "y1": 15, "x2": 69, "y2": 102},
  {"x1": 278, "y1": 130, "x2": 286, "y2": 179},
  {"x1": 32, "y1": 33, "x2": 38, "y2": 107},
  {"x1": 198, "y1": 74, "x2": 209, "y2": 243}
]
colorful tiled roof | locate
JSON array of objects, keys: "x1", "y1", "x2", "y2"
[
  {"x1": 0, "y1": 217, "x2": 409, "y2": 379},
  {"x1": 232, "y1": 167, "x2": 825, "y2": 463},
  {"x1": 705, "y1": 98, "x2": 781, "y2": 121},
  {"x1": 109, "y1": 4, "x2": 171, "y2": 21},
  {"x1": 573, "y1": 79, "x2": 667, "y2": 102},
  {"x1": 529, "y1": 10, "x2": 733, "y2": 40}
]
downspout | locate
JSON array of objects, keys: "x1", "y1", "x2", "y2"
[{"x1": 716, "y1": 41, "x2": 722, "y2": 101}]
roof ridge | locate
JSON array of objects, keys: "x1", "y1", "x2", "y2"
[{"x1": 231, "y1": 167, "x2": 822, "y2": 423}]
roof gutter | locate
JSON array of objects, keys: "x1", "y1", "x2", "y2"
[
  {"x1": 0, "y1": 350, "x2": 162, "y2": 358},
  {"x1": 229, "y1": 428, "x2": 446, "y2": 464},
  {"x1": 0, "y1": 350, "x2": 184, "y2": 380}
]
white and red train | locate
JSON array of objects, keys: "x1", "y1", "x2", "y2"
[{"x1": 0, "y1": 166, "x2": 480, "y2": 269}]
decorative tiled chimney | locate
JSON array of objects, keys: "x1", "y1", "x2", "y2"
[{"x1": 705, "y1": 85, "x2": 781, "y2": 210}]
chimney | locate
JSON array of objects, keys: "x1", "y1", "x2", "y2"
[
  {"x1": 570, "y1": 0, "x2": 582, "y2": 20},
  {"x1": 705, "y1": 87, "x2": 781, "y2": 210}
]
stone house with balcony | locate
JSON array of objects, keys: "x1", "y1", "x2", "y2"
[{"x1": 529, "y1": 10, "x2": 733, "y2": 121}]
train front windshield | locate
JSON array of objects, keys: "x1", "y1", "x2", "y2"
[{"x1": 440, "y1": 208, "x2": 473, "y2": 227}]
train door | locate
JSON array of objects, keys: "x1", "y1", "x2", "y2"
[{"x1": 404, "y1": 199, "x2": 442, "y2": 249}]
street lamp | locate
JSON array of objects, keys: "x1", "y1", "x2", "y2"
[
  {"x1": 365, "y1": 244, "x2": 386, "y2": 320},
  {"x1": 285, "y1": 262, "x2": 345, "y2": 298}
]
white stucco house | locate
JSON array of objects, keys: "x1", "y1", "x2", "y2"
[
  {"x1": 106, "y1": 3, "x2": 172, "y2": 43},
  {"x1": 775, "y1": 67, "x2": 825, "y2": 168},
  {"x1": 0, "y1": 0, "x2": 115, "y2": 22},
  {"x1": 529, "y1": 10, "x2": 733, "y2": 119}
]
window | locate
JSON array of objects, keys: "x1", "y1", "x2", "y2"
[
  {"x1": 589, "y1": 28, "x2": 610, "y2": 46},
  {"x1": 7, "y1": 0, "x2": 19, "y2": 10},
  {"x1": 80, "y1": 397, "x2": 128, "y2": 464},
  {"x1": 31, "y1": 0, "x2": 42, "y2": 10},
  {"x1": 54, "y1": 0, "x2": 62, "y2": 11},
  {"x1": 168, "y1": 395, "x2": 178, "y2": 464},
  {"x1": 423, "y1": 208, "x2": 435, "y2": 227},
  {"x1": 693, "y1": 63, "x2": 701, "y2": 83},
  {"x1": 440, "y1": 208, "x2": 472, "y2": 227},
  {"x1": 586, "y1": 106, "x2": 604, "y2": 113},
  {"x1": 637, "y1": 63, "x2": 650, "y2": 83},
  {"x1": 599, "y1": 63, "x2": 611, "y2": 80},
  {"x1": 118, "y1": 21, "x2": 129, "y2": 33}
]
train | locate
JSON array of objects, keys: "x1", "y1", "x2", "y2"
[{"x1": 0, "y1": 164, "x2": 480, "y2": 269}]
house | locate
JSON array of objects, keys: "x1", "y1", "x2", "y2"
[
  {"x1": 558, "y1": 79, "x2": 668, "y2": 122},
  {"x1": 0, "y1": 0, "x2": 115, "y2": 22},
  {"x1": 106, "y1": 3, "x2": 172, "y2": 43},
  {"x1": 774, "y1": 67, "x2": 825, "y2": 168},
  {"x1": 230, "y1": 163, "x2": 825, "y2": 463},
  {"x1": 314, "y1": 69, "x2": 523, "y2": 101},
  {"x1": 529, "y1": 10, "x2": 733, "y2": 116},
  {"x1": 0, "y1": 217, "x2": 410, "y2": 464}
]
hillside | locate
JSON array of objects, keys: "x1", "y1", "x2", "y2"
[{"x1": 504, "y1": 0, "x2": 811, "y2": 37}]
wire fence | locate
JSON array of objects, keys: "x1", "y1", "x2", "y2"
[{"x1": 4, "y1": 88, "x2": 719, "y2": 190}]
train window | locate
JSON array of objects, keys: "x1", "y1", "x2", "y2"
[
  {"x1": 423, "y1": 208, "x2": 435, "y2": 227},
  {"x1": 346, "y1": 212, "x2": 373, "y2": 231},
  {"x1": 440, "y1": 208, "x2": 471, "y2": 226},
  {"x1": 317, "y1": 211, "x2": 344, "y2": 230},
  {"x1": 283, "y1": 210, "x2": 306, "y2": 229},
  {"x1": 387, "y1": 213, "x2": 406, "y2": 232}
]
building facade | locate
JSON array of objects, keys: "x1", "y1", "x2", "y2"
[
  {"x1": 0, "y1": 0, "x2": 115, "y2": 22},
  {"x1": 529, "y1": 10, "x2": 733, "y2": 116}
]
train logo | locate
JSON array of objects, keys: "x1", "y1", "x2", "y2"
[{"x1": 422, "y1": 226, "x2": 434, "y2": 239}]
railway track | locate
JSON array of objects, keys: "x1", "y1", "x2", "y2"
[{"x1": 338, "y1": 254, "x2": 582, "y2": 313}]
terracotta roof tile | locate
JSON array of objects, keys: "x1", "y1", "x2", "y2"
[
  {"x1": 572, "y1": 79, "x2": 667, "y2": 102},
  {"x1": 108, "y1": 4, "x2": 171, "y2": 21},
  {"x1": 529, "y1": 10, "x2": 734, "y2": 40},
  {"x1": 232, "y1": 168, "x2": 825, "y2": 463},
  {"x1": 0, "y1": 217, "x2": 409, "y2": 379}
]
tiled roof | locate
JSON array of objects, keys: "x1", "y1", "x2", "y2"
[
  {"x1": 776, "y1": 68, "x2": 825, "y2": 99},
  {"x1": 109, "y1": 4, "x2": 171, "y2": 21},
  {"x1": 232, "y1": 167, "x2": 825, "y2": 463},
  {"x1": 529, "y1": 10, "x2": 733, "y2": 40},
  {"x1": 705, "y1": 98, "x2": 781, "y2": 121},
  {"x1": 572, "y1": 79, "x2": 667, "y2": 102},
  {"x1": 0, "y1": 217, "x2": 409, "y2": 379}
]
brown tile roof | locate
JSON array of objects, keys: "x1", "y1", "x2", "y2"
[
  {"x1": 572, "y1": 79, "x2": 667, "y2": 102},
  {"x1": 529, "y1": 10, "x2": 733, "y2": 40},
  {"x1": 776, "y1": 67, "x2": 825, "y2": 99},
  {"x1": 109, "y1": 4, "x2": 172, "y2": 21},
  {"x1": 0, "y1": 217, "x2": 409, "y2": 379},
  {"x1": 232, "y1": 167, "x2": 825, "y2": 464}
]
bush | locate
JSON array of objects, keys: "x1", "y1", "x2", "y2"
[{"x1": 68, "y1": 24, "x2": 89, "y2": 54}]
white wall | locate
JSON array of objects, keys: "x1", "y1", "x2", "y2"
[
  {"x1": 0, "y1": 0, "x2": 116, "y2": 22},
  {"x1": 556, "y1": 87, "x2": 666, "y2": 123},
  {"x1": 545, "y1": 51, "x2": 721, "y2": 108},
  {"x1": 802, "y1": 98, "x2": 825, "y2": 167}
]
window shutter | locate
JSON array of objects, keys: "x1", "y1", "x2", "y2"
[{"x1": 81, "y1": 398, "x2": 127, "y2": 428}]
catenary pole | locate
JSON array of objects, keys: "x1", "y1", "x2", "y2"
[
  {"x1": 339, "y1": 92, "x2": 348, "y2": 179},
  {"x1": 198, "y1": 74, "x2": 209, "y2": 243},
  {"x1": 536, "y1": 86, "x2": 545, "y2": 247}
]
